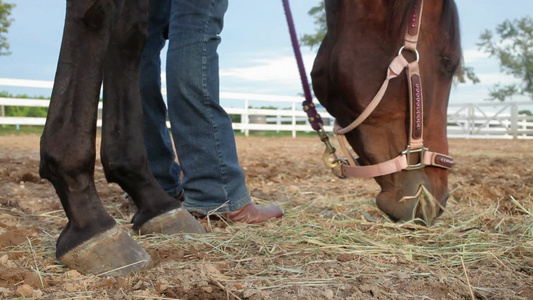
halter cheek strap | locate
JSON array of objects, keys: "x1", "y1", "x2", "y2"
[{"x1": 331, "y1": 0, "x2": 454, "y2": 178}]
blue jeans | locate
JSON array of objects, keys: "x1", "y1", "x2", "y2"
[
  {"x1": 140, "y1": 0, "x2": 252, "y2": 215},
  {"x1": 140, "y1": 0, "x2": 182, "y2": 197}
]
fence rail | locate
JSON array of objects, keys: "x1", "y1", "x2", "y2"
[
  {"x1": 1, "y1": 78, "x2": 533, "y2": 139},
  {"x1": 447, "y1": 102, "x2": 533, "y2": 139}
]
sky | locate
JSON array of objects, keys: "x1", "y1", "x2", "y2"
[{"x1": 0, "y1": 0, "x2": 532, "y2": 105}]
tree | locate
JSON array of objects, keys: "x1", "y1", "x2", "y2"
[
  {"x1": 0, "y1": 91, "x2": 49, "y2": 117},
  {"x1": 300, "y1": 2, "x2": 325, "y2": 50},
  {"x1": 478, "y1": 16, "x2": 533, "y2": 101},
  {"x1": 0, "y1": 1, "x2": 15, "y2": 56}
]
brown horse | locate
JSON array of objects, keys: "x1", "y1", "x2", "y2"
[
  {"x1": 39, "y1": 0, "x2": 205, "y2": 276},
  {"x1": 311, "y1": 0, "x2": 461, "y2": 224}
]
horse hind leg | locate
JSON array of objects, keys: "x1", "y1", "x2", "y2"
[
  {"x1": 40, "y1": 0, "x2": 151, "y2": 276},
  {"x1": 100, "y1": 0, "x2": 205, "y2": 234}
]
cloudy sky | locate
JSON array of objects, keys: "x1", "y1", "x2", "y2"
[{"x1": 0, "y1": 0, "x2": 532, "y2": 104}]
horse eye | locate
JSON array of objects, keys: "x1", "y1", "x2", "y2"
[{"x1": 440, "y1": 55, "x2": 457, "y2": 76}]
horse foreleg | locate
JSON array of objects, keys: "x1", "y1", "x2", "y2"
[
  {"x1": 40, "y1": 0, "x2": 151, "y2": 276},
  {"x1": 100, "y1": 0, "x2": 205, "y2": 234}
]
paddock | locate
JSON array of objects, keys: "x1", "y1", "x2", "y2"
[{"x1": 0, "y1": 134, "x2": 532, "y2": 299}]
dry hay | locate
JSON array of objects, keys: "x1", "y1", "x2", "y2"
[{"x1": 0, "y1": 135, "x2": 532, "y2": 299}]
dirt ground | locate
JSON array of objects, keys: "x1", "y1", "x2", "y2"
[{"x1": 0, "y1": 133, "x2": 532, "y2": 300}]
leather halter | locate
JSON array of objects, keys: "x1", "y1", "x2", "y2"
[{"x1": 325, "y1": 0, "x2": 455, "y2": 178}]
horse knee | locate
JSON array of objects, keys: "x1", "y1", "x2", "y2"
[
  {"x1": 40, "y1": 140, "x2": 96, "y2": 187},
  {"x1": 83, "y1": 0, "x2": 117, "y2": 30},
  {"x1": 110, "y1": 12, "x2": 148, "y2": 61}
]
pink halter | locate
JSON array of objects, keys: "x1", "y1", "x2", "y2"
[{"x1": 325, "y1": 0, "x2": 455, "y2": 178}]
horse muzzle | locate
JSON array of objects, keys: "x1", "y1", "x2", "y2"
[{"x1": 375, "y1": 172, "x2": 449, "y2": 226}]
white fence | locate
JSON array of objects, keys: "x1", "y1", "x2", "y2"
[
  {"x1": 447, "y1": 102, "x2": 533, "y2": 139},
  {"x1": 1, "y1": 78, "x2": 533, "y2": 139},
  {"x1": 0, "y1": 92, "x2": 334, "y2": 138}
]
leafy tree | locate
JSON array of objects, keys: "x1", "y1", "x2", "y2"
[
  {"x1": 0, "y1": 0, "x2": 15, "y2": 56},
  {"x1": 458, "y1": 66, "x2": 480, "y2": 85},
  {"x1": 300, "y1": 2, "x2": 325, "y2": 50},
  {"x1": 478, "y1": 16, "x2": 533, "y2": 101}
]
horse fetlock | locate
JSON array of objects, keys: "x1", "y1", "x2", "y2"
[{"x1": 103, "y1": 159, "x2": 147, "y2": 184}]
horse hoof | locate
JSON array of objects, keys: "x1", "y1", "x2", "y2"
[
  {"x1": 138, "y1": 207, "x2": 207, "y2": 235},
  {"x1": 58, "y1": 225, "x2": 152, "y2": 276}
]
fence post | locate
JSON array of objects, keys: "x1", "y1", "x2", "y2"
[
  {"x1": 520, "y1": 117, "x2": 526, "y2": 138},
  {"x1": 510, "y1": 101, "x2": 518, "y2": 139},
  {"x1": 291, "y1": 101, "x2": 296, "y2": 138},
  {"x1": 468, "y1": 103, "x2": 475, "y2": 138},
  {"x1": 243, "y1": 99, "x2": 249, "y2": 137}
]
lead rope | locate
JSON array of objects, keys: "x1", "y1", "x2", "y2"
[{"x1": 281, "y1": 0, "x2": 343, "y2": 171}]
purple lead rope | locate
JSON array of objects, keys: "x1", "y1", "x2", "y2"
[
  {"x1": 282, "y1": 0, "x2": 341, "y2": 173},
  {"x1": 281, "y1": 0, "x2": 323, "y2": 132}
]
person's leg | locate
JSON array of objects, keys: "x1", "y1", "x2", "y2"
[
  {"x1": 140, "y1": 0, "x2": 182, "y2": 197},
  {"x1": 166, "y1": 0, "x2": 250, "y2": 214},
  {"x1": 166, "y1": 0, "x2": 283, "y2": 223}
]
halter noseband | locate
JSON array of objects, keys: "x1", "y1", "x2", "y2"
[{"x1": 325, "y1": 0, "x2": 455, "y2": 178}]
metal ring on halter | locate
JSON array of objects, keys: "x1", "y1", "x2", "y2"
[
  {"x1": 331, "y1": 158, "x2": 348, "y2": 179},
  {"x1": 398, "y1": 46, "x2": 420, "y2": 62}
]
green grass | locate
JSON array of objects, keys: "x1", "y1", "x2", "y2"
[
  {"x1": 0, "y1": 126, "x2": 319, "y2": 138},
  {"x1": 0, "y1": 125, "x2": 44, "y2": 136}
]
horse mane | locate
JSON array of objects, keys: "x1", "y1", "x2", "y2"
[
  {"x1": 438, "y1": 0, "x2": 461, "y2": 58},
  {"x1": 387, "y1": 0, "x2": 461, "y2": 54},
  {"x1": 388, "y1": 0, "x2": 417, "y2": 42}
]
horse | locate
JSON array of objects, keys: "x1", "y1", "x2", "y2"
[
  {"x1": 39, "y1": 0, "x2": 206, "y2": 276},
  {"x1": 311, "y1": 0, "x2": 461, "y2": 224}
]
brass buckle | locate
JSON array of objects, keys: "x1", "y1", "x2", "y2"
[
  {"x1": 402, "y1": 145, "x2": 428, "y2": 170},
  {"x1": 319, "y1": 126, "x2": 339, "y2": 169},
  {"x1": 318, "y1": 125, "x2": 348, "y2": 179}
]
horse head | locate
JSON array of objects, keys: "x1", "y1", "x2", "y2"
[{"x1": 311, "y1": 0, "x2": 461, "y2": 224}]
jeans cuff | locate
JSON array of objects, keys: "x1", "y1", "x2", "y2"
[{"x1": 182, "y1": 194, "x2": 252, "y2": 215}]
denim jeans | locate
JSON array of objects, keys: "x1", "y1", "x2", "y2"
[
  {"x1": 140, "y1": 0, "x2": 252, "y2": 215},
  {"x1": 140, "y1": 0, "x2": 182, "y2": 197}
]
